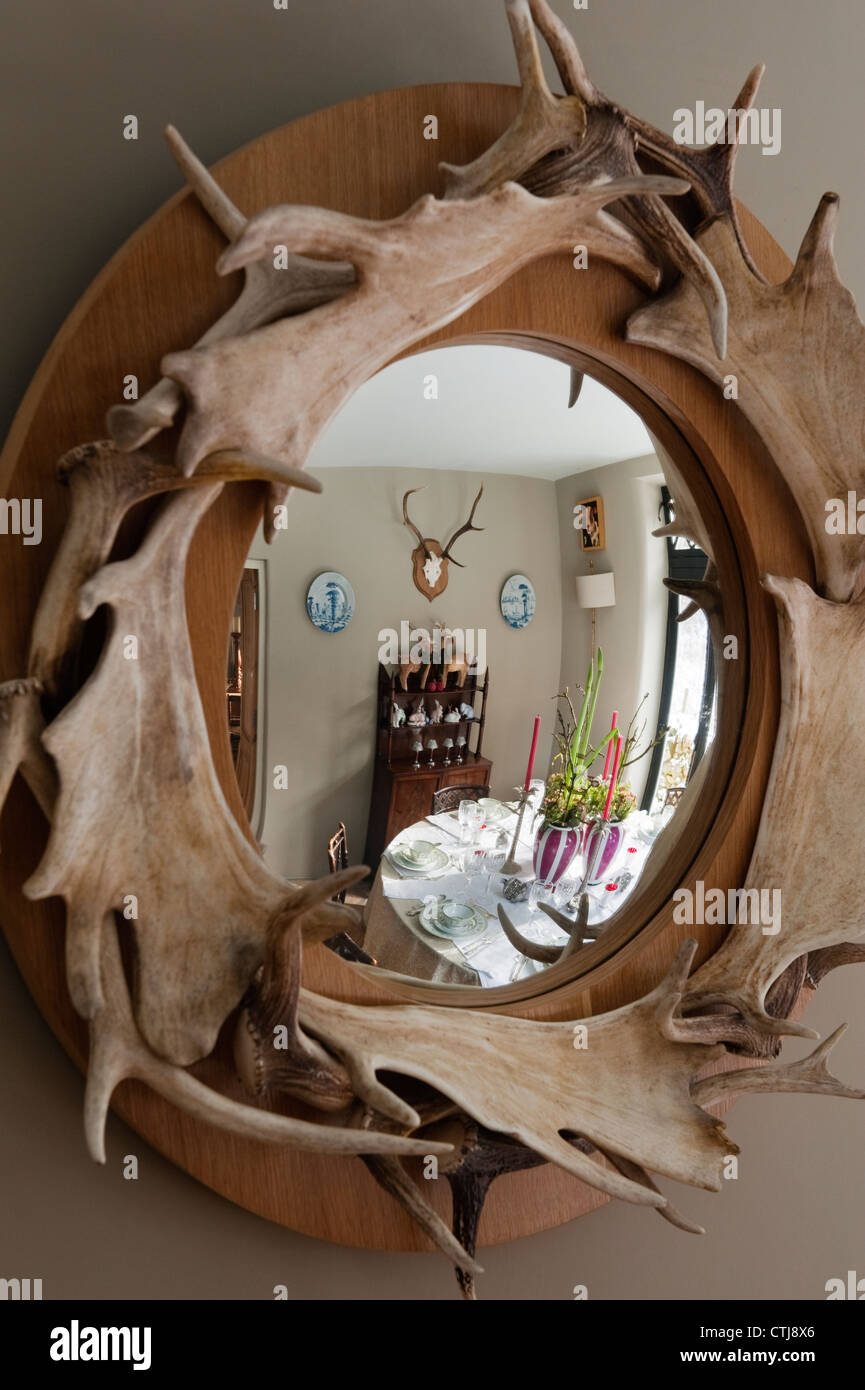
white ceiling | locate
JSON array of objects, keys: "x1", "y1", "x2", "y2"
[{"x1": 306, "y1": 344, "x2": 654, "y2": 479}]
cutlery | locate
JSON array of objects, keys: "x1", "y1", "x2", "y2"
[
  {"x1": 426, "y1": 815, "x2": 460, "y2": 840},
  {"x1": 461, "y1": 934, "x2": 493, "y2": 958},
  {"x1": 508, "y1": 953, "x2": 526, "y2": 981}
]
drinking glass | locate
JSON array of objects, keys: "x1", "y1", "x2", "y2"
[
  {"x1": 459, "y1": 843, "x2": 484, "y2": 879},
  {"x1": 553, "y1": 876, "x2": 578, "y2": 912},
  {"x1": 457, "y1": 799, "x2": 482, "y2": 843},
  {"x1": 479, "y1": 829, "x2": 508, "y2": 897},
  {"x1": 528, "y1": 879, "x2": 553, "y2": 913}
]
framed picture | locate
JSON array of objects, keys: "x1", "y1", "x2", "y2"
[{"x1": 573, "y1": 495, "x2": 605, "y2": 551}]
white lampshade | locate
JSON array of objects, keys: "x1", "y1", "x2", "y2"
[{"x1": 575, "y1": 571, "x2": 616, "y2": 609}]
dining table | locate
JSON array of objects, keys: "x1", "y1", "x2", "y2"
[{"x1": 361, "y1": 798, "x2": 665, "y2": 988}]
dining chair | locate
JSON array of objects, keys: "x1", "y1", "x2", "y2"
[
  {"x1": 325, "y1": 821, "x2": 375, "y2": 964},
  {"x1": 430, "y1": 784, "x2": 490, "y2": 815},
  {"x1": 327, "y1": 821, "x2": 350, "y2": 899}
]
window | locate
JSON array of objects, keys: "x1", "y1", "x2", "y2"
[{"x1": 641, "y1": 487, "x2": 717, "y2": 812}]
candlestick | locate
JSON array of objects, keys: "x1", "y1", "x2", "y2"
[
  {"x1": 602, "y1": 710, "x2": 619, "y2": 781},
  {"x1": 524, "y1": 715, "x2": 541, "y2": 792},
  {"x1": 602, "y1": 732, "x2": 623, "y2": 820},
  {"x1": 501, "y1": 785, "x2": 532, "y2": 877}
]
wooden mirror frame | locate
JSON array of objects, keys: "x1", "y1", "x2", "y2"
[{"x1": 2, "y1": 0, "x2": 863, "y2": 1298}]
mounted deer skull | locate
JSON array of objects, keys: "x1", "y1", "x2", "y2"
[{"x1": 402, "y1": 485, "x2": 485, "y2": 601}]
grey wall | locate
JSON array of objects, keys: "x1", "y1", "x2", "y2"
[
  {"x1": 248, "y1": 466, "x2": 563, "y2": 877},
  {"x1": 4, "y1": 0, "x2": 865, "y2": 1303}
]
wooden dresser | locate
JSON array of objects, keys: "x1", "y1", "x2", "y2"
[
  {"x1": 364, "y1": 754, "x2": 492, "y2": 869},
  {"x1": 363, "y1": 664, "x2": 492, "y2": 868}
]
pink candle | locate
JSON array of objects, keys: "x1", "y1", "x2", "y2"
[
  {"x1": 602, "y1": 733, "x2": 623, "y2": 820},
  {"x1": 602, "y1": 710, "x2": 619, "y2": 781},
  {"x1": 524, "y1": 715, "x2": 541, "y2": 792}
]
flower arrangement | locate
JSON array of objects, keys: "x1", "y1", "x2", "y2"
[{"x1": 541, "y1": 648, "x2": 666, "y2": 829}]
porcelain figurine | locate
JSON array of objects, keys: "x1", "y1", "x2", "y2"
[
  {"x1": 391, "y1": 700, "x2": 406, "y2": 728},
  {"x1": 408, "y1": 696, "x2": 427, "y2": 727},
  {"x1": 459, "y1": 702, "x2": 475, "y2": 720},
  {"x1": 430, "y1": 699, "x2": 444, "y2": 725}
]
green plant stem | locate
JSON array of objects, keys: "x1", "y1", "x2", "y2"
[
  {"x1": 578, "y1": 647, "x2": 604, "y2": 763},
  {"x1": 570, "y1": 659, "x2": 594, "y2": 774}
]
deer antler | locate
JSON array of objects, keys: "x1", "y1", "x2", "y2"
[
  {"x1": 526, "y1": 0, "x2": 765, "y2": 265},
  {"x1": 681, "y1": 580, "x2": 865, "y2": 1033},
  {"x1": 437, "y1": 0, "x2": 730, "y2": 355},
  {"x1": 440, "y1": 0, "x2": 586, "y2": 200},
  {"x1": 106, "y1": 125, "x2": 355, "y2": 458},
  {"x1": 162, "y1": 175, "x2": 686, "y2": 476},
  {"x1": 440, "y1": 485, "x2": 485, "y2": 566},
  {"x1": 692, "y1": 1026, "x2": 865, "y2": 1107},
  {"x1": 25, "y1": 485, "x2": 307, "y2": 1056},
  {"x1": 664, "y1": 566, "x2": 723, "y2": 629},
  {"x1": 402, "y1": 488, "x2": 432, "y2": 559},
  {"x1": 628, "y1": 197, "x2": 865, "y2": 603},
  {"x1": 28, "y1": 440, "x2": 321, "y2": 700},
  {"x1": 0, "y1": 679, "x2": 56, "y2": 821},
  {"x1": 299, "y1": 940, "x2": 739, "y2": 1208},
  {"x1": 233, "y1": 866, "x2": 426, "y2": 1127},
  {"x1": 496, "y1": 896, "x2": 589, "y2": 964},
  {"x1": 87, "y1": 915, "x2": 451, "y2": 1166}
]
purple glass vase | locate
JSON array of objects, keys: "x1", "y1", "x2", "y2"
[
  {"x1": 582, "y1": 820, "x2": 626, "y2": 886},
  {"x1": 533, "y1": 822, "x2": 582, "y2": 887}
]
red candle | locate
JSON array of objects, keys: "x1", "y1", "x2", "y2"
[
  {"x1": 602, "y1": 710, "x2": 619, "y2": 781},
  {"x1": 602, "y1": 732, "x2": 623, "y2": 820},
  {"x1": 524, "y1": 715, "x2": 541, "y2": 792}
]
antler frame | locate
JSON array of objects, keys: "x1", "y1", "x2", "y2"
[{"x1": 0, "y1": 1, "x2": 860, "y2": 1292}]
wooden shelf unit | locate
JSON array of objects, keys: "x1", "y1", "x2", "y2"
[
  {"x1": 375, "y1": 663, "x2": 490, "y2": 766},
  {"x1": 363, "y1": 664, "x2": 492, "y2": 869}
]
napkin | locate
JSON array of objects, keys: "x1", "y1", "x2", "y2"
[
  {"x1": 454, "y1": 910, "x2": 569, "y2": 987},
  {"x1": 382, "y1": 871, "x2": 471, "y2": 901}
]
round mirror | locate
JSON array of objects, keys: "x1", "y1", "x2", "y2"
[{"x1": 227, "y1": 343, "x2": 732, "y2": 996}]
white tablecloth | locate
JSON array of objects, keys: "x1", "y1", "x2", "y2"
[{"x1": 370, "y1": 805, "x2": 662, "y2": 987}]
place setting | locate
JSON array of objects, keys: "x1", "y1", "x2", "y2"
[{"x1": 385, "y1": 836, "x2": 451, "y2": 878}]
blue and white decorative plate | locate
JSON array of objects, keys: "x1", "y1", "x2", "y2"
[
  {"x1": 500, "y1": 573, "x2": 536, "y2": 629},
  {"x1": 306, "y1": 572, "x2": 355, "y2": 632}
]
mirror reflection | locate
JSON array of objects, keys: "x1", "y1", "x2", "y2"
[{"x1": 229, "y1": 345, "x2": 720, "y2": 990}]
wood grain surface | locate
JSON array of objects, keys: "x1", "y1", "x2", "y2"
[{"x1": 0, "y1": 82, "x2": 812, "y2": 1252}]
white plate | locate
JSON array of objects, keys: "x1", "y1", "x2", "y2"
[
  {"x1": 393, "y1": 839, "x2": 438, "y2": 868},
  {"x1": 420, "y1": 900, "x2": 488, "y2": 940},
  {"x1": 306, "y1": 572, "x2": 355, "y2": 633},
  {"x1": 389, "y1": 844, "x2": 451, "y2": 876}
]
